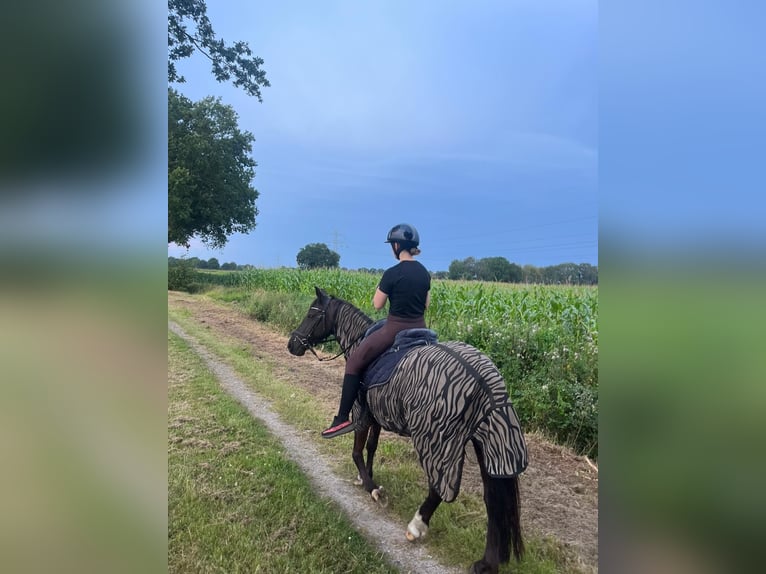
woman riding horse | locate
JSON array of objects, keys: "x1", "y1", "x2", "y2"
[{"x1": 322, "y1": 223, "x2": 432, "y2": 438}]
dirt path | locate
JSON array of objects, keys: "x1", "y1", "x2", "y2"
[{"x1": 168, "y1": 292, "x2": 598, "y2": 572}]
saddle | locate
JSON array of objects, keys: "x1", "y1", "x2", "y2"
[{"x1": 361, "y1": 319, "x2": 438, "y2": 389}]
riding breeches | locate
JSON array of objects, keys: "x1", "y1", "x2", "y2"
[{"x1": 345, "y1": 314, "x2": 426, "y2": 376}]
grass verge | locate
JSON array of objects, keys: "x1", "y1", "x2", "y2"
[{"x1": 168, "y1": 330, "x2": 399, "y2": 574}]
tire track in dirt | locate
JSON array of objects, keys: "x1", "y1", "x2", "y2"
[{"x1": 168, "y1": 292, "x2": 598, "y2": 572}]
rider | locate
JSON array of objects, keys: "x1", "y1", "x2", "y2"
[{"x1": 321, "y1": 223, "x2": 432, "y2": 438}]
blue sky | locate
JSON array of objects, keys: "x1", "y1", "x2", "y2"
[
  {"x1": 599, "y1": 1, "x2": 766, "y2": 257},
  {"x1": 168, "y1": 0, "x2": 598, "y2": 272}
]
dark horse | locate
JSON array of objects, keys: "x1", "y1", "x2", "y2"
[{"x1": 287, "y1": 287, "x2": 528, "y2": 574}]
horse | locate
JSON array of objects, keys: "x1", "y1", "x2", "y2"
[{"x1": 287, "y1": 287, "x2": 528, "y2": 574}]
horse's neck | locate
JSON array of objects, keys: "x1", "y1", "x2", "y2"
[{"x1": 333, "y1": 301, "x2": 373, "y2": 357}]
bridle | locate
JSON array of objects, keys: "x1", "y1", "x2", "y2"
[{"x1": 291, "y1": 303, "x2": 364, "y2": 362}]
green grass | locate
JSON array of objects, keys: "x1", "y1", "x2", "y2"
[
  {"x1": 168, "y1": 331, "x2": 399, "y2": 574},
  {"x1": 169, "y1": 301, "x2": 584, "y2": 573}
]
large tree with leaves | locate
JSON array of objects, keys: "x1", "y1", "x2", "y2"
[
  {"x1": 296, "y1": 243, "x2": 341, "y2": 270},
  {"x1": 168, "y1": 89, "x2": 258, "y2": 249},
  {"x1": 448, "y1": 257, "x2": 477, "y2": 280},
  {"x1": 168, "y1": 0, "x2": 268, "y2": 249},
  {"x1": 168, "y1": 0, "x2": 270, "y2": 101}
]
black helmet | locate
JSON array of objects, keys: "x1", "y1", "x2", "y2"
[{"x1": 385, "y1": 223, "x2": 420, "y2": 247}]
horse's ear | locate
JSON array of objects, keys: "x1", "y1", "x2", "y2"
[{"x1": 315, "y1": 286, "x2": 329, "y2": 301}]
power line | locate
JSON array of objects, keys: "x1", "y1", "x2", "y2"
[{"x1": 330, "y1": 229, "x2": 348, "y2": 253}]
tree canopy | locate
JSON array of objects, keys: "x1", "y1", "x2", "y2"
[
  {"x1": 168, "y1": 0, "x2": 268, "y2": 251},
  {"x1": 169, "y1": 256, "x2": 243, "y2": 270},
  {"x1": 476, "y1": 257, "x2": 522, "y2": 283},
  {"x1": 168, "y1": 0, "x2": 270, "y2": 100},
  {"x1": 448, "y1": 257, "x2": 477, "y2": 280},
  {"x1": 296, "y1": 243, "x2": 341, "y2": 270},
  {"x1": 448, "y1": 256, "x2": 597, "y2": 285},
  {"x1": 168, "y1": 89, "x2": 259, "y2": 249}
]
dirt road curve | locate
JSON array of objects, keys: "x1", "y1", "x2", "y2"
[{"x1": 168, "y1": 292, "x2": 598, "y2": 572}]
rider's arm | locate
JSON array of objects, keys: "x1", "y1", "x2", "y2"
[{"x1": 373, "y1": 288, "x2": 388, "y2": 310}]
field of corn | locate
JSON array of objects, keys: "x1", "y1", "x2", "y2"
[{"x1": 196, "y1": 267, "x2": 598, "y2": 457}]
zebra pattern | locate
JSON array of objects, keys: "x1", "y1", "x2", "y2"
[
  {"x1": 328, "y1": 301, "x2": 528, "y2": 503},
  {"x1": 359, "y1": 341, "x2": 528, "y2": 502}
]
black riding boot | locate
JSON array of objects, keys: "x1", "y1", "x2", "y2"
[{"x1": 321, "y1": 374, "x2": 361, "y2": 438}]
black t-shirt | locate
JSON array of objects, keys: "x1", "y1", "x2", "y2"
[{"x1": 378, "y1": 260, "x2": 431, "y2": 318}]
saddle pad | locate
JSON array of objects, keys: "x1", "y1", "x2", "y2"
[{"x1": 362, "y1": 326, "x2": 438, "y2": 389}]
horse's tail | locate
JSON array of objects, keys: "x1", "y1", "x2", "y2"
[
  {"x1": 490, "y1": 474, "x2": 524, "y2": 563},
  {"x1": 473, "y1": 438, "x2": 524, "y2": 564}
]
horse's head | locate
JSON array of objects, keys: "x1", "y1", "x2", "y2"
[{"x1": 287, "y1": 286, "x2": 335, "y2": 356}]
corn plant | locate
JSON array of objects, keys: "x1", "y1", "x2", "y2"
[{"x1": 212, "y1": 268, "x2": 598, "y2": 456}]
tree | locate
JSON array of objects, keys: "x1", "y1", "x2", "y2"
[
  {"x1": 296, "y1": 243, "x2": 340, "y2": 269},
  {"x1": 522, "y1": 264, "x2": 542, "y2": 284},
  {"x1": 475, "y1": 257, "x2": 522, "y2": 283},
  {"x1": 207, "y1": 257, "x2": 220, "y2": 270},
  {"x1": 168, "y1": 0, "x2": 270, "y2": 101},
  {"x1": 541, "y1": 263, "x2": 580, "y2": 284},
  {"x1": 168, "y1": 1, "x2": 268, "y2": 251},
  {"x1": 448, "y1": 257, "x2": 477, "y2": 280},
  {"x1": 578, "y1": 263, "x2": 598, "y2": 285},
  {"x1": 168, "y1": 89, "x2": 259, "y2": 249}
]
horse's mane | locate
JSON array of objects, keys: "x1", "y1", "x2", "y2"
[{"x1": 330, "y1": 297, "x2": 375, "y2": 327}]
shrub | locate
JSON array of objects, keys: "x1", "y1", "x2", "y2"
[{"x1": 168, "y1": 260, "x2": 203, "y2": 293}]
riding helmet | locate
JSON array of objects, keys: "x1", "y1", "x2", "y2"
[{"x1": 385, "y1": 223, "x2": 420, "y2": 247}]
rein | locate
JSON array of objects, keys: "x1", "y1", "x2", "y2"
[
  {"x1": 294, "y1": 304, "x2": 365, "y2": 362},
  {"x1": 308, "y1": 341, "x2": 350, "y2": 362}
]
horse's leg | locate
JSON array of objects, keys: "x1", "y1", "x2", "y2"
[
  {"x1": 364, "y1": 421, "x2": 382, "y2": 481},
  {"x1": 360, "y1": 421, "x2": 388, "y2": 504},
  {"x1": 351, "y1": 424, "x2": 387, "y2": 507},
  {"x1": 470, "y1": 439, "x2": 524, "y2": 574},
  {"x1": 349, "y1": 400, "x2": 387, "y2": 503},
  {"x1": 405, "y1": 486, "x2": 442, "y2": 542},
  {"x1": 363, "y1": 422, "x2": 387, "y2": 504},
  {"x1": 351, "y1": 425, "x2": 378, "y2": 493}
]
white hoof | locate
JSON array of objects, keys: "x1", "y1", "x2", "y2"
[
  {"x1": 354, "y1": 475, "x2": 363, "y2": 486},
  {"x1": 371, "y1": 487, "x2": 388, "y2": 507},
  {"x1": 406, "y1": 512, "x2": 428, "y2": 542}
]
